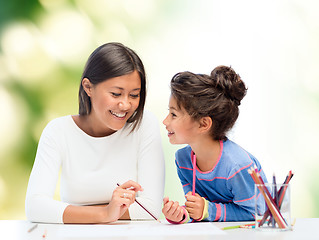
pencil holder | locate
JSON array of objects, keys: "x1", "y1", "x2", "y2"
[{"x1": 254, "y1": 183, "x2": 291, "y2": 231}]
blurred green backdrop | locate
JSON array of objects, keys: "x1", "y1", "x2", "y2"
[{"x1": 1, "y1": 0, "x2": 319, "y2": 220}]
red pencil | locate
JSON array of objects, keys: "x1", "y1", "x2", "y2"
[{"x1": 116, "y1": 183, "x2": 161, "y2": 222}]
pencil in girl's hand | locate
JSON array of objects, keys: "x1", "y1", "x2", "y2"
[{"x1": 116, "y1": 183, "x2": 161, "y2": 223}]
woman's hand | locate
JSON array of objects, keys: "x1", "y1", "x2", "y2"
[
  {"x1": 103, "y1": 180, "x2": 143, "y2": 223},
  {"x1": 185, "y1": 192, "x2": 205, "y2": 220},
  {"x1": 162, "y1": 197, "x2": 184, "y2": 222}
]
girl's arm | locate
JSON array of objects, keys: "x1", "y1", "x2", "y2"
[
  {"x1": 197, "y1": 166, "x2": 267, "y2": 222},
  {"x1": 176, "y1": 157, "x2": 267, "y2": 222}
]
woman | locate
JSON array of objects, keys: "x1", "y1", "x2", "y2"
[{"x1": 25, "y1": 42, "x2": 165, "y2": 224}]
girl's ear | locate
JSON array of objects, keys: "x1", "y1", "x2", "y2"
[
  {"x1": 198, "y1": 116, "x2": 212, "y2": 133},
  {"x1": 82, "y1": 78, "x2": 93, "y2": 97}
]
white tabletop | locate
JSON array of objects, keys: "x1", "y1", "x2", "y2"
[{"x1": 0, "y1": 218, "x2": 318, "y2": 240}]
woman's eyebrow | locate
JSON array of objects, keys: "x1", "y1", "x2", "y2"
[{"x1": 110, "y1": 87, "x2": 141, "y2": 91}]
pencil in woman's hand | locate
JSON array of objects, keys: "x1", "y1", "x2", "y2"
[{"x1": 116, "y1": 183, "x2": 161, "y2": 223}]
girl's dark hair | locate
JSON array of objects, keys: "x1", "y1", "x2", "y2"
[
  {"x1": 79, "y1": 42, "x2": 146, "y2": 131},
  {"x1": 170, "y1": 65, "x2": 247, "y2": 141}
]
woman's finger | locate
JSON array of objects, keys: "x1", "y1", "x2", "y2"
[{"x1": 119, "y1": 180, "x2": 143, "y2": 192}]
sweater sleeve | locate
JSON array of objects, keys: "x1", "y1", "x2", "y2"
[
  {"x1": 128, "y1": 111, "x2": 165, "y2": 220},
  {"x1": 205, "y1": 165, "x2": 267, "y2": 222},
  {"x1": 175, "y1": 159, "x2": 192, "y2": 195},
  {"x1": 25, "y1": 121, "x2": 69, "y2": 223}
]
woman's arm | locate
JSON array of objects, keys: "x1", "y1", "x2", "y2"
[
  {"x1": 63, "y1": 181, "x2": 142, "y2": 223},
  {"x1": 130, "y1": 111, "x2": 165, "y2": 219},
  {"x1": 25, "y1": 120, "x2": 141, "y2": 223},
  {"x1": 25, "y1": 121, "x2": 68, "y2": 223}
]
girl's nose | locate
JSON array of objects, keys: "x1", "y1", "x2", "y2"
[{"x1": 163, "y1": 115, "x2": 169, "y2": 126}]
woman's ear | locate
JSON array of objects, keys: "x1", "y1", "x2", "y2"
[
  {"x1": 82, "y1": 78, "x2": 93, "y2": 97},
  {"x1": 198, "y1": 116, "x2": 212, "y2": 133}
]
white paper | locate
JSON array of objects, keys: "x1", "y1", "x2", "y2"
[{"x1": 57, "y1": 221, "x2": 226, "y2": 238}]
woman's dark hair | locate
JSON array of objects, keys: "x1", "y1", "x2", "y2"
[
  {"x1": 170, "y1": 65, "x2": 247, "y2": 141},
  {"x1": 79, "y1": 42, "x2": 146, "y2": 131}
]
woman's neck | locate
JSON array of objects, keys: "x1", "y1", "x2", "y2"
[
  {"x1": 190, "y1": 138, "x2": 221, "y2": 172},
  {"x1": 72, "y1": 114, "x2": 116, "y2": 137}
]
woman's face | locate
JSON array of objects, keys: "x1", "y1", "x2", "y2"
[{"x1": 85, "y1": 70, "x2": 141, "y2": 136}]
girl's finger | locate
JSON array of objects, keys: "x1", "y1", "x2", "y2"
[
  {"x1": 162, "y1": 200, "x2": 173, "y2": 213},
  {"x1": 163, "y1": 197, "x2": 169, "y2": 205},
  {"x1": 185, "y1": 200, "x2": 196, "y2": 208}
]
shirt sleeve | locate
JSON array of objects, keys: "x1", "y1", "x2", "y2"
[
  {"x1": 128, "y1": 111, "x2": 165, "y2": 220},
  {"x1": 25, "y1": 121, "x2": 69, "y2": 223}
]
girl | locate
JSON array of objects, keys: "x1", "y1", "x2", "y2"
[
  {"x1": 162, "y1": 65, "x2": 267, "y2": 223},
  {"x1": 25, "y1": 42, "x2": 165, "y2": 224}
]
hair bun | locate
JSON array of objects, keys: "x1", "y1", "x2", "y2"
[{"x1": 210, "y1": 65, "x2": 247, "y2": 105}]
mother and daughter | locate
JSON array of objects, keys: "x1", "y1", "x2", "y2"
[{"x1": 25, "y1": 42, "x2": 267, "y2": 224}]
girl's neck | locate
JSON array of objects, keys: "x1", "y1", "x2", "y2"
[{"x1": 190, "y1": 138, "x2": 222, "y2": 172}]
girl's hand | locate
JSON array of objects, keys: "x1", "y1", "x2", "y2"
[
  {"x1": 162, "y1": 197, "x2": 184, "y2": 222},
  {"x1": 185, "y1": 192, "x2": 205, "y2": 220},
  {"x1": 103, "y1": 180, "x2": 143, "y2": 223}
]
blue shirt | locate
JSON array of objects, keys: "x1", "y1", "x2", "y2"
[{"x1": 175, "y1": 139, "x2": 268, "y2": 222}]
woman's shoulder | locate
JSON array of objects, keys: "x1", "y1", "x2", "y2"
[
  {"x1": 140, "y1": 110, "x2": 158, "y2": 125},
  {"x1": 42, "y1": 115, "x2": 73, "y2": 134},
  {"x1": 132, "y1": 110, "x2": 160, "y2": 133}
]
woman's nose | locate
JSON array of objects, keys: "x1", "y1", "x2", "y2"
[{"x1": 119, "y1": 97, "x2": 131, "y2": 110}]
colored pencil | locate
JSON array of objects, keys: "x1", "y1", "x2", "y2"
[
  {"x1": 259, "y1": 171, "x2": 293, "y2": 226},
  {"x1": 270, "y1": 173, "x2": 278, "y2": 227},
  {"x1": 27, "y1": 224, "x2": 38, "y2": 233},
  {"x1": 192, "y1": 153, "x2": 196, "y2": 196},
  {"x1": 248, "y1": 168, "x2": 287, "y2": 229},
  {"x1": 222, "y1": 222, "x2": 255, "y2": 230}
]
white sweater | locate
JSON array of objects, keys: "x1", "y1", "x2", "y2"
[{"x1": 25, "y1": 110, "x2": 165, "y2": 223}]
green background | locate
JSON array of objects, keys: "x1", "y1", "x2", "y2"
[{"x1": 0, "y1": 0, "x2": 319, "y2": 219}]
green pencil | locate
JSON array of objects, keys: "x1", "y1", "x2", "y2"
[
  {"x1": 222, "y1": 225, "x2": 241, "y2": 230},
  {"x1": 222, "y1": 223, "x2": 255, "y2": 230}
]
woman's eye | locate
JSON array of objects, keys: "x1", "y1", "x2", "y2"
[
  {"x1": 130, "y1": 94, "x2": 140, "y2": 98},
  {"x1": 111, "y1": 92, "x2": 121, "y2": 97}
]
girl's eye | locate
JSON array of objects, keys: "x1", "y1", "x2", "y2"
[
  {"x1": 111, "y1": 92, "x2": 121, "y2": 97},
  {"x1": 171, "y1": 112, "x2": 177, "y2": 117}
]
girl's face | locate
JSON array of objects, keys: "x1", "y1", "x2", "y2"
[
  {"x1": 86, "y1": 70, "x2": 141, "y2": 136},
  {"x1": 163, "y1": 96, "x2": 200, "y2": 145}
]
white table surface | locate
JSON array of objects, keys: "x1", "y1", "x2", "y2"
[{"x1": 0, "y1": 218, "x2": 318, "y2": 240}]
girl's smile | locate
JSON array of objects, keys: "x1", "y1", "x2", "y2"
[{"x1": 163, "y1": 96, "x2": 199, "y2": 145}]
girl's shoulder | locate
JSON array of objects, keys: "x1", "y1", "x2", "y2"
[
  {"x1": 175, "y1": 145, "x2": 192, "y2": 165},
  {"x1": 175, "y1": 145, "x2": 192, "y2": 157},
  {"x1": 222, "y1": 139, "x2": 258, "y2": 167}
]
